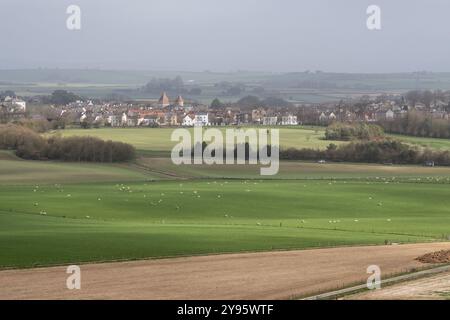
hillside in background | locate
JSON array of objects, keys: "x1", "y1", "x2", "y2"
[{"x1": 2, "y1": 69, "x2": 450, "y2": 103}]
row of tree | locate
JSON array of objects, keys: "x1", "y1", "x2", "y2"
[
  {"x1": 379, "y1": 111, "x2": 450, "y2": 138},
  {"x1": 140, "y1": 76, "x2": 202, "y2": 96},
  {"x1": 177, "y1": 138, "x2": 449, "y2": 166},
  {"x1": 0, "y1": 124, "x2": 135, "y2": 162},
  {"x1": 40, "y1": 90, "x2": 82, "y2": 106},
  {"x1": 0, "y1": 90, "x2": 16, "y2": 99},
  {"x1": 280, "y1": 139, "x2": 450, "y2": 165},
  {"x1": 405, "y1": 90, "x2": 450, "y2": 109},
  {"x1": 186, "y1": 142, "x2": 277, "y2": 161}
]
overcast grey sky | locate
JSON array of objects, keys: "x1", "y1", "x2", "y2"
[{"x1": 1, "y1": 0, "x2": 449, "y2": 72}]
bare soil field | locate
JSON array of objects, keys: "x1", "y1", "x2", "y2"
[
  {"x1": 416, "y1": 250, "x2": 450, "y2": 264},
  {"x1": 1, "y1": 243, "x2": 450, "y2": 300},
  {"x1": 346, "y1": 271, "x2": 450, "y2": 300}
]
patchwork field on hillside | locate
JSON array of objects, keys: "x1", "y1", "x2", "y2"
[{"x1": 1, "y1": 174, "x2": 450, "y2": 268}]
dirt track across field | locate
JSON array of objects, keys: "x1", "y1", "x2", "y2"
[{"x1": 1, "y1": 242, "x2": 450, "y2": 300}]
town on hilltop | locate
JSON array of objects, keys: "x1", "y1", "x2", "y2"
[{"x1": 1, "y1": 90, "x2": 450, "y2": 134}]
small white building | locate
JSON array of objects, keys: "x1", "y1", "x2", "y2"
[
  {"x1": 182, "y1": 115, "x2": 195, "y2": 127},
  {"x1": 281, "y1": 115, "x2": 298, "y2": 125},
  {"x1": 94, "y1": 115, "x2": 103, "y2": 123},
  {"x1": 329, "y1": 112, "x2": 337, "y2": 121},
  {"x1": 194, "y1": 113, "x2": 209, "y2": 126},
  {"x1": 121, "y1": 113, "x2": 128, "y2": 126},
  {"x1": 386, "y1": 109, "x2": 394, "y2": 120},
  {"x1": 12, "y1": 99, "x2": 26, "y2": 112},
  {"x1": 319, "y1": 112, "x2": 336, "y2": 123},
  {"x1": 80, "y1": 113, "x2": 87, "y2": 122},
  {"x1": 262, "y1": 116, "x2": 278, "y2": 126}
]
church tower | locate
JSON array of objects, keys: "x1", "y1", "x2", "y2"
[
  {"x1": 175, "y1": 95, "x2": 184, "y2": 107},
  {"x1": 158, "y1": 92, "x2": 170, "y2": 108}
]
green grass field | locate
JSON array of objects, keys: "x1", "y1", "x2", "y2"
[
  {"x1": 2, "y1": 126, "x2": 450, "y2": 269},
  {"x1": 50, "y1": 127, "x2": 343, "y2": 154},
  {"x1": 1, "y1": 158, "x2": 450, "y2": 268},
  {"x1": 52, "y1": 127, "x2": 450, "y2": 156},
  {"x1": 0, "y1": 160, "x2": 157, "y2": 185},
  {"x1": 137, "y1": 157, "x2": 450, "y2": 180},
  {"x1": 388, "y1": 134, "x2": 450, "y2": 151}
]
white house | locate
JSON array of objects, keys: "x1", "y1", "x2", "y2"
[
  {"x1": 194, "y1": 113, "x2": 209, "y2": 126},
  {"x1": 121, "y1": 113, "x2": 128, "y2": 126},
  {"x1": 386, "y1": 109, "x2": 394, "y2": 120},
  {"x1": 80, "y1": 113, "x2": 87, "y2": 122},
  {"x1": 182, "y1": 115, "x2": 195, "y2": 126},
  {"x1": 12, "y1": 99, "x2": 26, "y2": 112},
  {"x1": 281, "y1": 115, "x2": 298, "y2": 125},
  {"x1": 328, "y1": 112, "x2": 337, "y2": 121},
  {"x1": 262, "y1": 116, "x2": 278, "y2": 126},
  {"x1": 94, "y1": 115, "x2": 103, "y2": 123}
]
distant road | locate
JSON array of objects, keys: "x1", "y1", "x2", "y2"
[{"x1": 1, "y1": 242, "x2": 450, "y2": 300}]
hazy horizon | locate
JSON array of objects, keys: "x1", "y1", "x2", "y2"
[
  {"x1": 1, "y1": 68, "x2": 450, "y2": 75},
  {"x1": 2, "y1": 0, "x2": 450, "y2": 73},
  {"x1": 2, "y1": 68, "x2": 450, "y2": 76}
]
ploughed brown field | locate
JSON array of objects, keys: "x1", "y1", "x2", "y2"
[{"x1": 1, "y1": 242, "x2": 450, "y2": 300}]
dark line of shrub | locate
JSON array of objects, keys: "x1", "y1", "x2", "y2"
[
  {"x1": 280, "y1": 139, "x2": 450, "y2": 166},
  {"x1": 0, "y1": 124, "x2": 136, "y2": 162}
]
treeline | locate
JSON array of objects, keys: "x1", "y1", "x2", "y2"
[
  {"x1": 8, "y1": 119, "x2": 56, "y2": 133},
  {"x1": 281, "y1": 139, "x2": 450, "y2": 166},
  {"x1": 188, "y1": 142, "x2": 277, "y2": 161},
  {"x1": 233, "y1": 95, "x2": 293, "y2": 109},
  {"x1": 379, "y1": 111, "x2": 450, "y2": 139},
  {"x1": 40, "y1": 90, "x2": 82, "y2": 106},
  {"x1": 0, "y1": 124, "x2": 136, "y2": 162},
  {"x1": 325, "y1": 123, "x2": 384, "y2": 141},
  {"x1": 140, "y1": 76, "x2": 202, "y2": 96},
  {"x1": 0, "y1": 90, "x2": 16, "y2": 99},
  {"x1": 405, "y1": 90, "x2": 450, "y2": 109}
]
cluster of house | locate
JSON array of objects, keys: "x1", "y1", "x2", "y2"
[
  {"x1": 75, "y1": 93, "x2": 299, "y2": 127},
  {"x1": 316, "y1": 100, "x2": 450, "y2": 124},
  {"x1": 5, "y1": 91, "x2": 450, "y2": 127},
  {"x1": 0, "y1": 96, "x2": 27, "y2": 114}
]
